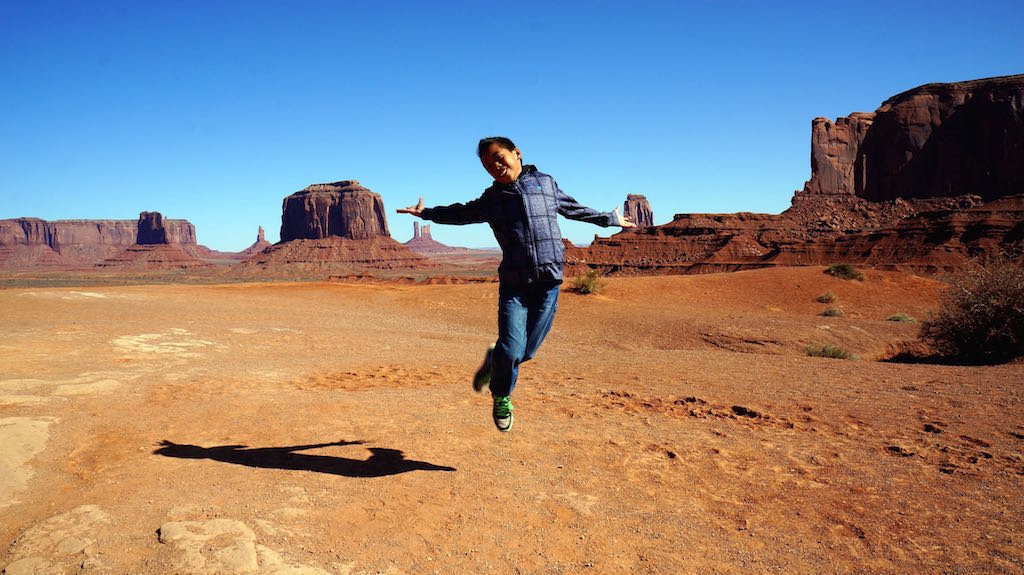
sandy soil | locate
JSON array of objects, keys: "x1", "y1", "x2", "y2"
[{"x1": 1, "y1": 267, "x2": 1021, "y2": 574}]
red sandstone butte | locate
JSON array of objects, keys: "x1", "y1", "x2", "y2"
[
  {"x1": 567, "y1": 74, "x2": 1024, "y2": 276},
  {"x1": 623, "y1": 194, "x2": 654, "y2": 228},
  {"x1": 97, "y1": 212, "x2": 208, "y2": 270},
  {"x1": 280, "y1": 180, "x2": 390, "y2": 242},
  {"x1": 235, "y1": 181, "x2": 432, "y2": 276}
]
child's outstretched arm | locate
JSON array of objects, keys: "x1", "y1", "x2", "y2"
[
  {"x1": 555, "y1": 181, "x2": 636, "y2": 228},
  {"x1": 396, "y1": 196, "x2": 488, "y2": 225}
]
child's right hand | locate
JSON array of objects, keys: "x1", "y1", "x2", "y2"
[{"x1": 396, "y1": 196, "x2": 425, "y2": 217}]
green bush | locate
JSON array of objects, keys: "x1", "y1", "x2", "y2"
[
  {"x1": 819, "y1": 306, "x2": 844, "y2": 317},
  {"x1": 806, "y1": 344, "x2": 852, "y2": 359},
  {"x1": 816, "y1": 291, "x2": 836, "y2": 303},
  {"x1": 826, "y1": 263, "x2": 865, "y2": 281},
  {"x1": 570, "y1": 269, "x2": 606, "y2": 295},
  {"x1": 920, "y1": 254, "x2": 1024, "y2": 363},
  {"x1": 887, "y1": 313, "x2": 917, "y2": 323}
]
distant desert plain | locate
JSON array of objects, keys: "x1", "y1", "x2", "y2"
[{"x1": 2, "y1": 266, "x2": 1022, "y2": 574}]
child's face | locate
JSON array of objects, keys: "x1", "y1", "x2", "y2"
[{"x1": 480, "y1": 143, "x2": 522, "y2": 184}]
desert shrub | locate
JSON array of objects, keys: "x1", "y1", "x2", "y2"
[
  {"x1": 816, "y1": 291, "x2": 836, "y2": 303},
  {"x1": 920, "y1": 254, "x2": 1024, "y2": 363},
  {"x1": 806, "y1": 344, "x2": 852, "y2": 359},
  {"x1": 570, "y1": 269, "x2": 606, "y2": 295},
  {"x1": 887, "y1": 313, "x2": 917, "y2": 323},
  {"x1": 826, "y1": 263, "x2": 865, "y2": 281},
  {"x1": 819, "y1": 306, "x2": 844, "y2": 317}
]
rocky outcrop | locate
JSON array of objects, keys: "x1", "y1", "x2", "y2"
[
  {"x1": 97, "y1": 212, "x2": 208, "y2": 270},
  {"x1": 137, "y1": 211, "x2": 169, "y2": 244},
  {"x1": 799, "y1": 74, "x2": 1024, "y2": 202},
  {"x1": 0, "y1": 217, "x2": 195, "y2": 250},
  {"x1": 404, "y1": 222, "x2": 464, "y2": 254},
  {"x1": 801, "y1": 113, "x2": 875, "y2": 196},
  {"x1": 0, "y1": 216, "x2": 200, "y2": 270},
  {"x1": 96, "y1": 244, "x2": 209, "y2": 270},
  {"x1": 280, "y1": 181, "x2": 389, "y2": 241},
  {"x1": 623, "y1": 194, "x2": 654, "y2": 228},
  {"x1": 238, "y1": 226, "x2": 272, "y2": 260},
  {"x1": 234, "y1": 181, "x2": 433, "y2": 277},
  {"x1": 567, "y1": 74, "x2": 1024, "y2": 276}
]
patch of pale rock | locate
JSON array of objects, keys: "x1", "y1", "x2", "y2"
[
  {"x1": 157, "y1": 518, "x2": 334, "y2": 574},
  {"x1": 1, "y1": 505, "x2": 110, "y2": 574}
]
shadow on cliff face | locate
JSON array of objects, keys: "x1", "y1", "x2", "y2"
[
  {"x1": 861, "y1": 85, "x2": 1024, "y2": 202},
  {"x1": 153, "y1": 439, "x2": 456, "y2": 477}
]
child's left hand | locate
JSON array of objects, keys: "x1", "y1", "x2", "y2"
[
  {"x1": 613, "y1": 206, "x2": 636, "y2": 228},
  {"x1": 396, "y1": 196, "x2": 425, "y2": 217}
]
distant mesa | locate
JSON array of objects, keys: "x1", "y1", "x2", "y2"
[
  {"x1": 0, "y1": 214, "x2": 208, "y2": 270},
  {"x1": 236, "y1": 180, "x2": 433, "y2": 276},
  {"x1": 568, "y1": 74, "x2": 1024, "y2": 276},
  {"x1": 623, "y1": 194, "x2": 654, "y2": 228},
  {"x1": 280, "y1": 180, "x2": 389, "y2": 241},
  {"x1": 97, "y1": 212, "x2": 208, "y2": 270}
]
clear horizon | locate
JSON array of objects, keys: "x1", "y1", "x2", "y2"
[{"x1": 2, "y1": 1, "x2": 1022, "y2": 251}]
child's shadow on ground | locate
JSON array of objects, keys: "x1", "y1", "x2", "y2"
[{"x1": 154, "y1": 440, "x2": 455, "y2": 477}]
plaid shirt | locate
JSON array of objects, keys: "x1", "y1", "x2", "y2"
[{"x1": 421, "y1": 165, "x2": 617, "y2": 286}]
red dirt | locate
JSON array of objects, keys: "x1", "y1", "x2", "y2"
[{"x1": 1, "y1": 267, "x2": 1021, "y2": 574}]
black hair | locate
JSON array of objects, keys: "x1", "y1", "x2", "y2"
[{"x1": 477, "y1": 136, "x2": 517, "y2": 158}]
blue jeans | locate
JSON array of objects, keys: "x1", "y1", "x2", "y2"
[{"x1": 489, "y1": 281, "x2": 561, "y2": 397}]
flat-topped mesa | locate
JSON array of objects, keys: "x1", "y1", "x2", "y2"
[
  {"x1": 799, "y1": 73, "x2": 1024, "y2": 202},
  {"x1": 623, "y1": 194, "x2": 654, "y2": 228},
  {"x1": 235, "y1": 180, "x2": 434, "y2": 276},
  {"x1": 0, "y1": 216, "x2": 200, "y2": 270},
  {"x1": 280, "y1": 180, "x2": 390, "y2": 242},
  {"x1": 97, "y1": 210, "x2": 206, "y2": 270}
]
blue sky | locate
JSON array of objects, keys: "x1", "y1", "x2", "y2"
[{"x1": 2, "y1": 1, "x2": 1021, "y2": 250}]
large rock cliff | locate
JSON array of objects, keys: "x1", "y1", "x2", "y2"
[
  {"x1": 567, "y1": 74, "x2": 1024, "y2": 276},
  {"x1": 0, "y1": 216, "x2": 200, "y2": 269},
  {"x1": 798, "y1": 74, "x2": 1024, "y2": 202}
]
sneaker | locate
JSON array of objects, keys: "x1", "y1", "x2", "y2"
[
  {"x1": 492, "y1": 395, "x2": 514, "y2": 432},
  {"x1": 472, "y1": 343, "x2": 496, "y2": 393}
]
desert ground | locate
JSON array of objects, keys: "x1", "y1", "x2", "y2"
[{"x1": 1, "y1": 267, "x2": 1022, "y2": 574}]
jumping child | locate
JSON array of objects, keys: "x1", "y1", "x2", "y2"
[{"x1": 397, "y1": 137, "x2": 634, "y2": 432}]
